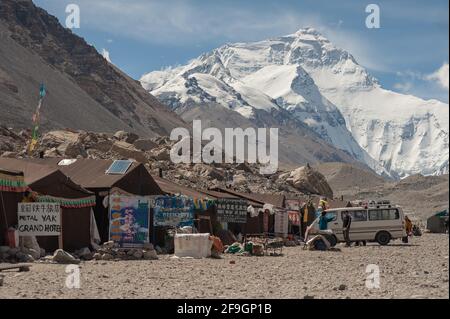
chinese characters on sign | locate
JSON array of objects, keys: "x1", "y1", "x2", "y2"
[
  {"x1": 216, "y1": 198, "x2": 248, "y2": 224},
  {"x1": 17, "y1": 202, "x2": 61, "y2": 236},
  {"x1": 153, "y1": 196, "x2": 194, "y2": 228},
  {"x1": 109, "y1": 194, "x2": 151, "y2": 248}
]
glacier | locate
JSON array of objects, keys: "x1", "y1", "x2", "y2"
[{"x1": 141, "y1": 27, "x2": 449, "y2": 178}]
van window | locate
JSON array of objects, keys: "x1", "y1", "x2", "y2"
[
  {"x1": 350, "y1": 210, "x2": 367, "y2": 222},
  {"x1": 369, "y1": 209, "x2": 400, "y2": 221}
]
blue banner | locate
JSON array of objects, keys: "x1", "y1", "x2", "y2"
[{"x1": 153, "y1": 196, "x2": 194, "y2": 228}]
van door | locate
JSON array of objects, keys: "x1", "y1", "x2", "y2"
[
  {"x1": 348, "y1": 210, "x2": 369, "y2": 241},
  {"x1": 327, "y1": 211, "x2": 343, "y2": 241},
  {"x1": 368, "y1": 208, "x2": 405, "y2": 239}
]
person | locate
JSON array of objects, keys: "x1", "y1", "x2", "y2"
[
  {"x1": 403, "y1": 215, "x2": 413, "y2": 243},
  {"x1": 22, "y1": 190, "x2": 35, "y2": 203},
  {"x1": 318, "y1": 197, "x2": 328, "y2": 211},
  {"x1": 318, "y1": 210, "x2": 334, "y2": 231},
  {"x1": 342, "y1": 211, "x2": 352, "y2": 247}
]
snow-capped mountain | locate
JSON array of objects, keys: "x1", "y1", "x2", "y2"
[{"x1": 141, "y1": 27, "x2": 449, "y2": 178}]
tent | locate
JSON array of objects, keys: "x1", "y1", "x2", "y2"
[
  {"x1": 0, "y1": 168, "x2": 27, "y2": 246},
  {"x1": 0, "y1": 159, "x2": 96, "y2": 252},
  {"x1": 26, "y1": 158, "x2": 163, "y2": 242},
  {"x1": 427, "y1": 210, "x2": 449, "y2": 233}
]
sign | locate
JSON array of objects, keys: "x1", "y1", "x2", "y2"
[
  {"x1": 109, "y1": 194, "x2": 151, "y2": 248},
  {"x1": 153, "y1": 196, "x2": 194, "y2": 228},
  {"x1": 288, "y1": 211, "x2": 300, "y2": 226},
  {"x1": 18, "y1": 202, "x2": 61, "y2": 236},
  {"x1": 275, "y1": 210, "x2": 289, "y2": 237},
  {"x1": 216, "y1": 198, "x2": 248, "y2": 224},
  {"x1": 285, "y1": 199, "x2": 301, "y2": 211}
]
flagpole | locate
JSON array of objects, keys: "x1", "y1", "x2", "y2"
[{"x1": 27, "y1": 83, "x2": 46, "y2": 156}]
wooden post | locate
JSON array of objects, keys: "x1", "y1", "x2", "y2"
[{"x1": 58, "y1": 208, "x2": 63, "y2": 250}]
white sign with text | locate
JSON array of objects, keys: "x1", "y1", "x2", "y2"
[{"x1": 18, "y1": 203, "x2": 61, "y2": 236}]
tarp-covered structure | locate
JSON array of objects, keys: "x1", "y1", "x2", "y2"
[
  {"x1": 427, "y1": 209, "x2": 449, "y2": 233},
  {"x1": 0, "y1": 167, "x2": 27, "y2": 246},
  {"x1": 0, "y1": 158, "x2": 96, "y2": 251},
  {"x1": 27, "y1": 158, "x2": 163, "y2": 242}
]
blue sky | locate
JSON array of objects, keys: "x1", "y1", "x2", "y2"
[{"x1": 34, "y1": 0, "x2": 449, "y2": 102}]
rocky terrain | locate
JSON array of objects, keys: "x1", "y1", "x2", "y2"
[
  {"x1": 0, "y1": 0, "x2": 186, "y2": 137},
  {"x1": 0, "y1": 233, "x2": 448, "y2": 299},
  {"x1": 2, "y1": 125, "x2": 448, "y2": 221},
  {"x1": 0, "y1": 126, "x2": 334, "y2": 197}
]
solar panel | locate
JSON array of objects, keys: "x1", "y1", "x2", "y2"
[{"x1": 106, "y1": 160, "x2": 133, "y2": 175}]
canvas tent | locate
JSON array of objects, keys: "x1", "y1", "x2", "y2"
[
  {"x1": 27, "y1": 158, "x2": 163, "y2": 242},
  {"x1": 0, "y1": 168, "x2": 27, "y2": 246},
  {"x1": 0, "y1": 158, "x2": 96, "y2": 252},
  {"x1": 427, "y1": 210, "x2": 449, "y2": 233}
]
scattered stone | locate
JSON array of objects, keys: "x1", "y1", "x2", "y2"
[
  {"x1": 143, "y1": 250, "x2": 158, "y2": 260},
  {"x1": 101, "y1": 253, "x2": 114, "y2": 261},
  {"x1": 338, "y1": 284, "x2": 347, "y2": 291},
  {"x1": 52, "y1": 249, "x2": 80, "y2": 264}
]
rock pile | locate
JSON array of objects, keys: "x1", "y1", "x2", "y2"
[
  {"x1": 0, "y1": 127, "x2": 335, "y2": 197},
  {"x1": 0, "y1": 245, "x2": 45, "y2": 263},
  {"x1": 92, "y1": 241, "x2": 158, "y2": 261}
]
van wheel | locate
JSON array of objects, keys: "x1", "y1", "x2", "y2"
[{"x1": 376, "y1": 231, "x2": 391, "y2": 245}]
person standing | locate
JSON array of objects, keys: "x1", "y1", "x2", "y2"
[{"x1": 342, "y1": 212, "x2": 352, "y2": 247}]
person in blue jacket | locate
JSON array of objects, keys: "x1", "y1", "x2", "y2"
[{"x1": 318, "y1": 210, "x2": 334, "y2": 230}]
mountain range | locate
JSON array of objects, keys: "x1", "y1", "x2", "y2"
[
  {"x1": 0, "y1": 0, "x2": 185, "y2": 138},
  {"x1": 141, "y1": 27, "x2": 449, "y2": 178}
]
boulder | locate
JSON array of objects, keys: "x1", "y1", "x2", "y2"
[
  {"x1": 133, "y1": 139, "x2": 158, "y2": 151},
  {"x1": 287, "y1": 166, "x2": 333, "y2": 198},
  {"x1": 57, "y1": 142, "x2": 87, "y2": 158},
  {"x1": 143, "y1": 250, "x2": 158, "y2": 260},
  {"x1": 75, "y1": 247, "x2": 93, "y2": 260},
  {"x1": 52, "y1": 249, "x2": 80, "y2": 264},
  {"x1": 0, "y1": 246, "x2": 10, "y2": 253},
  {"x1": 232, "y1": 174, "x2": 247, "y2": 186},
  {"x1": 150, "y1": 147, "x2": 171, "y2": 161},
  {"x1": 143, "y1": 243, "x2": 154, "y2": 250},
  {"x1": 133, "y1": 250, "x2": 143, "y2": 259},
  {"x1": 101, "y1": 253, "x2": 113, "y2": 260},
  {"x1": 102, "y1": 241, "x2": 115, "y2": 249},
  {"x1": 113, "y1": 131, "x2": 139, "y2": 144},
  {"x1": 92, "y1": 252, "x2": 102, "y2": 260},
  {"x1": 21, "y1": 247, "x2": 40, "y2": 260},
  {"x1": 41, "y1": 130, "x2": 80, "y2": 148},
  {"x1": 111, "y1": 141, "x2": 147, "y2": 162},
  {"x1": 90, "y1": 140, "x2": 113, "y2": 152},
  {"x1": 16, "y1": 252, "x2": 34, "y2": 262},
  {"x1": 1, "y1": 151, "x2": 17, "y2": 158}
]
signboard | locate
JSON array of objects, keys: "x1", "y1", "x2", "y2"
[
  {"x1": 18, "y1": 202, "x2": 61, "y2": 236},
  {"x1": 109, "y1": 194, "x2": 151, "y2": 248},
  {"x1": 275, "y1": 210, "x2": 289, "y2": 237},
  {"x1": 288, "y1": 211, "x2": 300, "y2": 226},
  {"x1": 216, "y1": 198, "x2": 248, "y2": 224},
  {"x1": 285, "y1": 199, "x2": 301, "y2": 211},
  {"x1": 153, "y1": 196, "x2": 194, "y2": 228}
]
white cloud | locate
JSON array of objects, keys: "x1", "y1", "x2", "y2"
[
  {"x1": 102, "y1": 48, "x2": 111, "y2": 63},
  {"x1": 393, "y1": 82, "x2": 413, "y2": 93},
  {"x1": 426, "y1": 63, "x2": 449, "y2": 90}
]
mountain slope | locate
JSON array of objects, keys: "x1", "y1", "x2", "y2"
[
  {"x1": 141, "y1": 28, "x2": 449, "y2": 178},
  {"x1": 0, "y1": 0, "x2": 186, "y2": 137}
]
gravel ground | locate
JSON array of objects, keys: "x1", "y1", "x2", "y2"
[{"x1": 0, "y1": 233, "x2": 448, "y2": 299}]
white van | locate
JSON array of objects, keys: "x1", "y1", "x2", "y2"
[{"x1": 322, "y1": 206, "x2": 407, "y2": 245}]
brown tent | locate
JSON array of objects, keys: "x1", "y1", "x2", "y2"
[
  {"x1": 0, "y1": 159, "x2": 95, "y2": 252},
  {"x1": 0, "y1": 168, "x2": 27, "y2": 246},
  {"x1": 25, "y1": 158, "x2": 163, "y2": 242}
]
